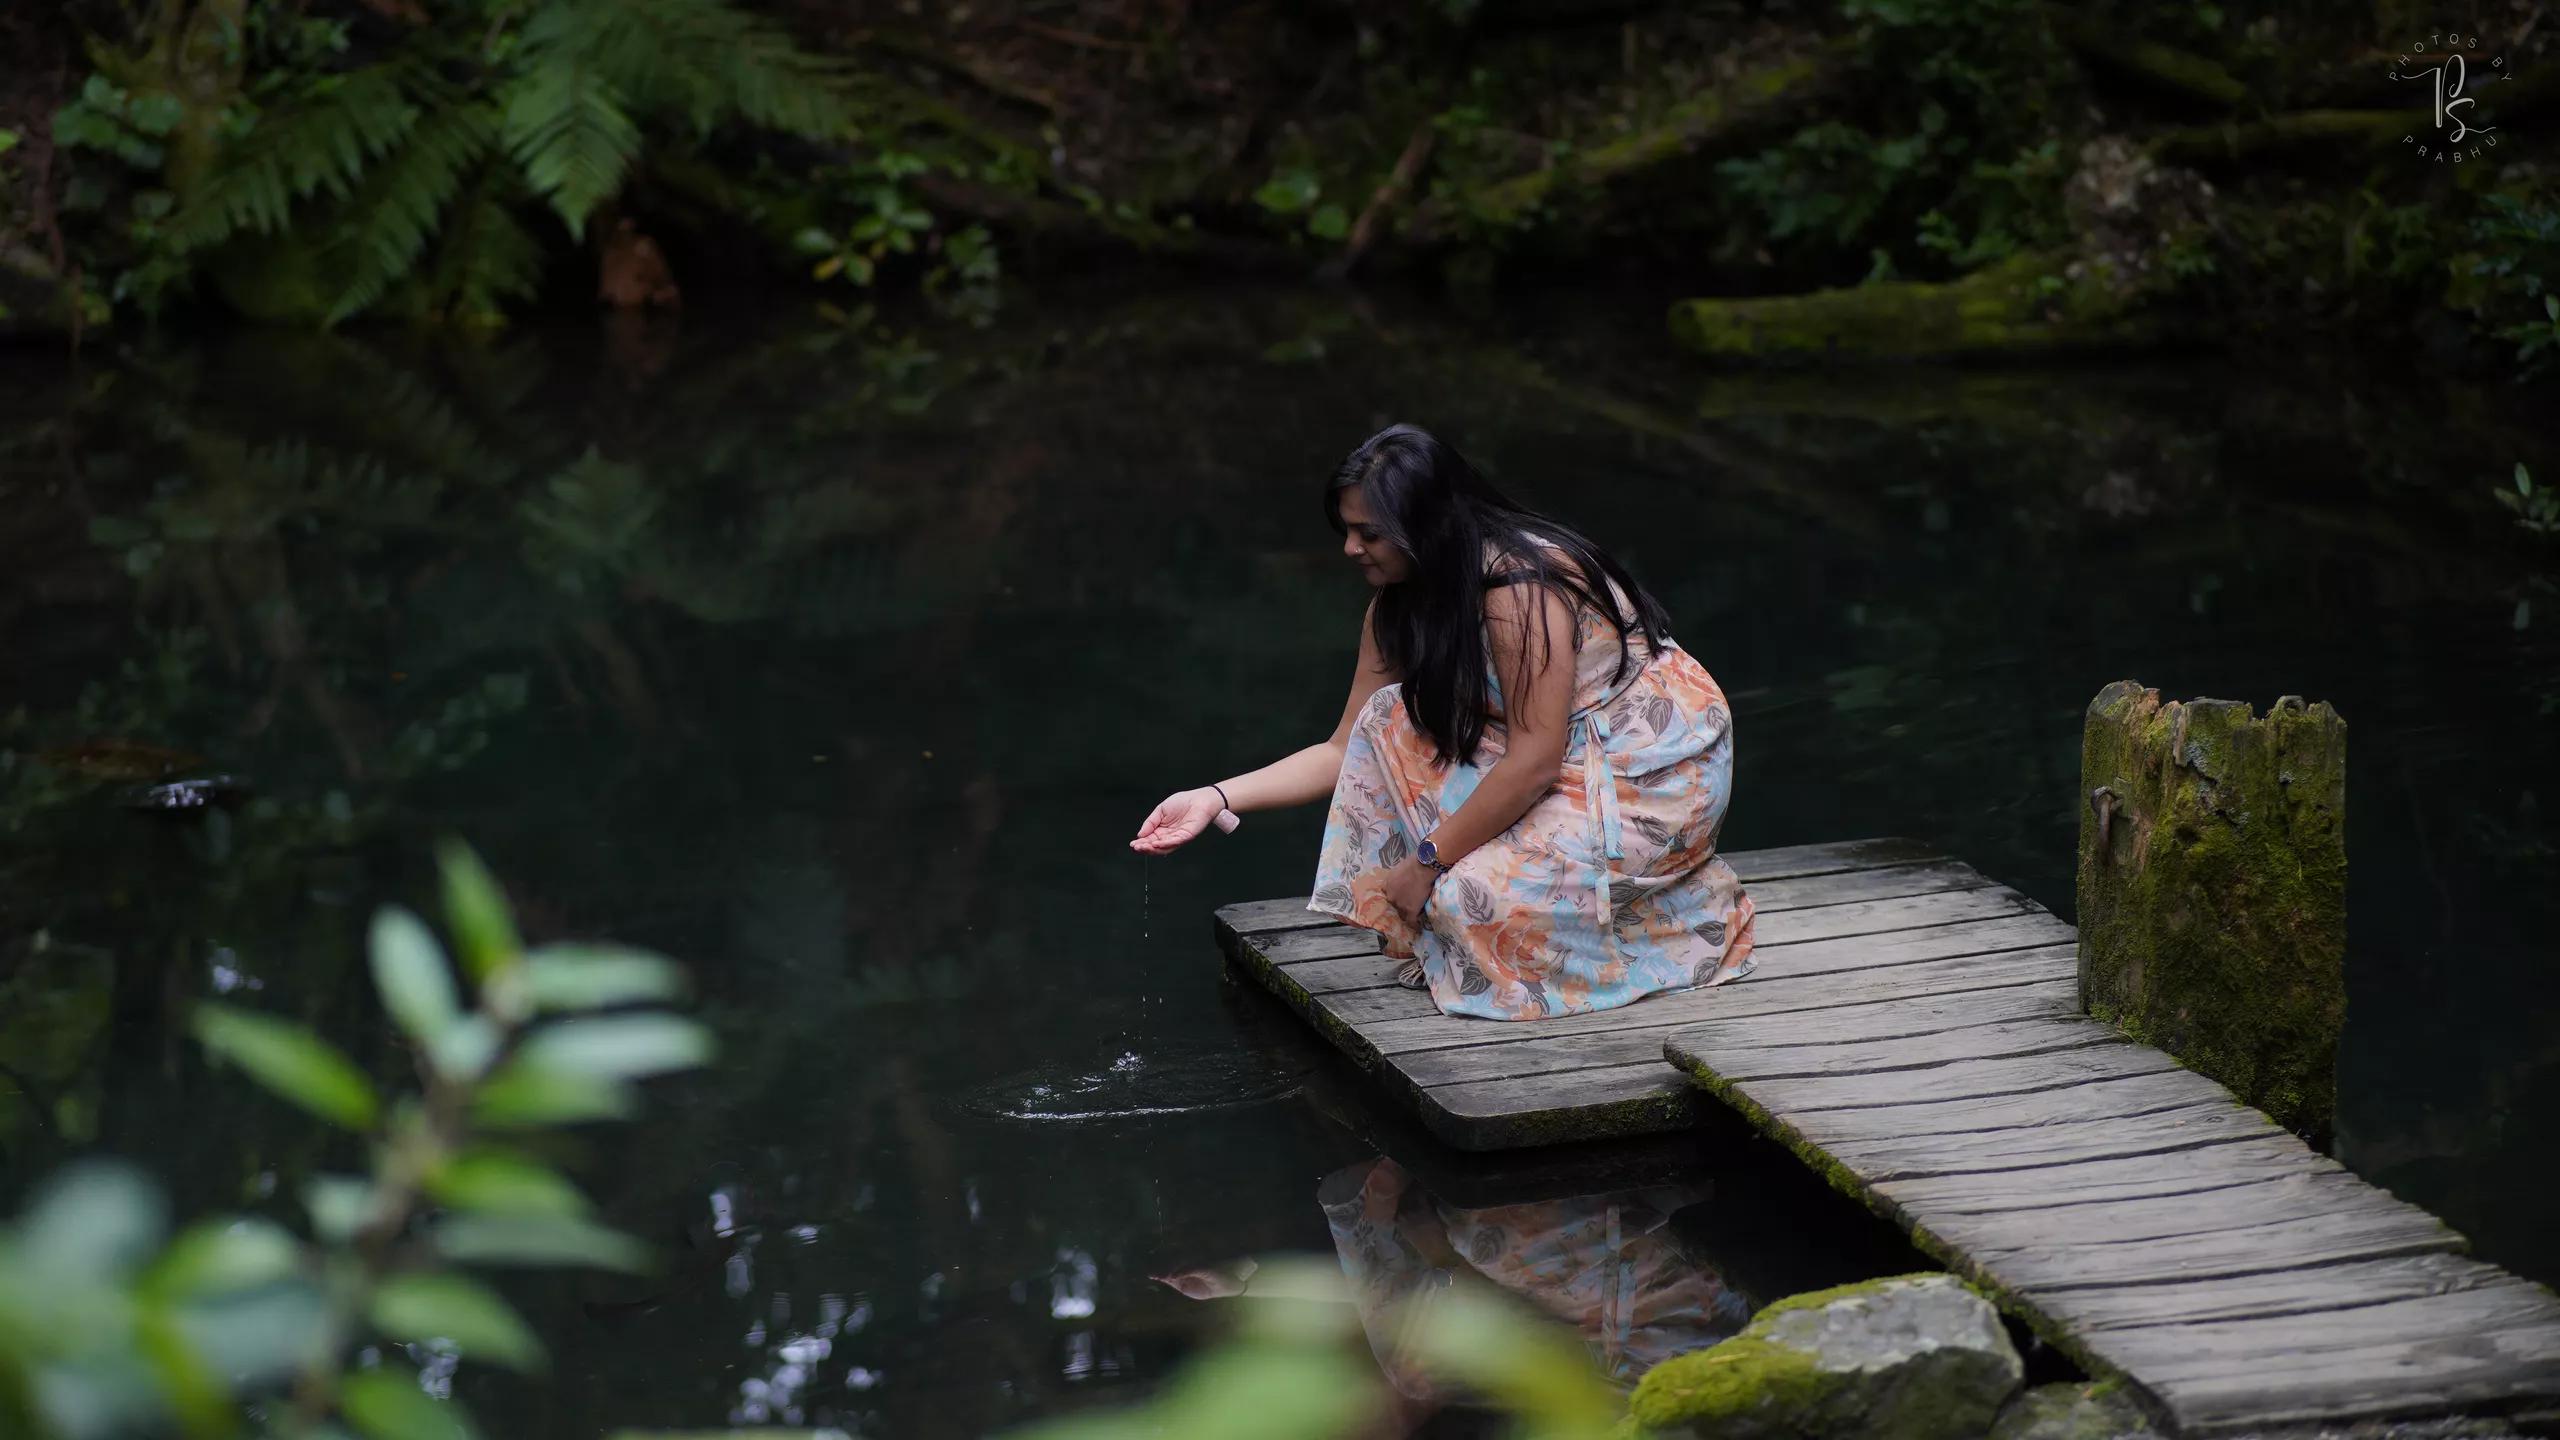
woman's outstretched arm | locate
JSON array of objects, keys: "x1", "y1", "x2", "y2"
[{"x1": 1130, "y1": 599, "x2": 1397, "y2": 853}]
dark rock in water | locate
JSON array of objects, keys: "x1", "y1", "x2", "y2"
[
  {"x1": 119, "y1": 775, "x2": 251, "y2": 812},
  {"x1": 956, "y1": 1046, "x2": 1308, "y2": 1123}
]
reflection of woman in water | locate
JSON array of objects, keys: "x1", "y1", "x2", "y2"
[
  {"x1": 1130, "y1": 423, "x2": 1756, "y2": 1019},
  {"x1": 1319, "y1": 1158, "x2": 1749, "y2": 1396},
  {"x1": 1156, "y1": 1157, "x2": 1748, "y2": 1405}
]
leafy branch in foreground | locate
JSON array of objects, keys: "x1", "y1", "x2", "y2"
[
  {"x1": 0, "y1": 840, "x2": 715, "y2": 1440},
  {"x1": 1003, "y1": 1258, "x2": 1623, "y2": 1440}
]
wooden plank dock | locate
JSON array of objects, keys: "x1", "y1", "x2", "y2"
[{"x1": 1214, "y1": 837, "x2": 2560, "y2": 1435}]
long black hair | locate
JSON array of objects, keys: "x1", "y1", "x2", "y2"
[{"x1": 1324, "y1": 423, "x2": 1674, "y2": 768}]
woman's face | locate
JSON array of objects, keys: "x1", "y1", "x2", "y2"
[{"x1": 1337, "y1": 485, "x2": 1410, "y2": 586}]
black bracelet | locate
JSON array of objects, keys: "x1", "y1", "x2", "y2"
[{"x1": 1211, "y1": 782, "x2": 1232, "y2": 813}]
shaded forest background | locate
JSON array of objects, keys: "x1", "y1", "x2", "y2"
[{"x1": 0, "y1": 0, "x2": 2554, "y2": 371}]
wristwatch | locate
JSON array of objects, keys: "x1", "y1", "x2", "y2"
[{"x1": 1415, "y1": 836, "x2": 1454, "y2": 875}]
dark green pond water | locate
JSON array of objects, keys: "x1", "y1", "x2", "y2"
[{"x1": 3, "y1": 280, "x2": 2555, "y2": 1435}]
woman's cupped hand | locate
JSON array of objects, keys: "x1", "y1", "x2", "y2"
[{"x1": 1130, "y1": 787, "x2": 1224, "y2": 854}]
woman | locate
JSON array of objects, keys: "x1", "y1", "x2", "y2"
[{"x1": 1130, "y1": 423, "x2": 1755, "y2": 1020}]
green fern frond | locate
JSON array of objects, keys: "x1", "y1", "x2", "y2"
[
  {"x1": 165, "y1": 65, "x2": 423, "y2": 253},
  {"x1": 498, "y1": 38, "x2": 641, "y2": 235},
  {"x1": 565, "y1": 0, "x2": 853, "y2": 139},
  {"x1": 324, "y1": 101, "x2": 503, "y2": 325},
  {"x1": 426, "y1": 176, "x2": 549, "y2": 325}
]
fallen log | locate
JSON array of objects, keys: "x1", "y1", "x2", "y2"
[
  {"x1": 1396, "y1": 41, "x2": 1848, "y2": 246},
  {"x1": 1666, "y1": 252, "x2": 2170, "y2": 364},
  {"x1": 2054, "y1": 15, "x2": 2247, "y2": 111}
]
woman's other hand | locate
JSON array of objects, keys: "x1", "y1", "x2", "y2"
[
  {"x1": 1383, "y1": 855, "x2": 1437, "y2": 926},
  {"x1": 1131, "y1": 787, "x2": 1224, "y2": 854}
]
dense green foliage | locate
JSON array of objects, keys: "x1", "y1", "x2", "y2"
[
  {"x1": 50, "y1": 0, "x2": 856, "y2": 325},
  {"x1": 2, "y1": 0, "x2": 2554, "y2": 363}
]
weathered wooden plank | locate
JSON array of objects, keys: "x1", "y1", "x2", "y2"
[
  {"x1": 1258, "y1": 926, "x2": 1380, "y2": 963},
  {"x1": 1398, "y1": 983, "x2": 2082, "y2": 1090},
  {"x1": 1287, "y1": 954, "x2": 1410, "y2": 995},
  {"x1": 2110, "y1": 1285, "x2": 2560, "y2": 1371},
  {"x1": 2110, "y1": 1294, "x2": 2560, "y2": 1431},
  {"x1": 2033, "y1": 1252, "x2": 2527, "y2": 1332},
  {"x1": 1420, "y1": 1061, "x2": 1695, "y2": 1148},
  {"x1": 1669, "y1": 982, "x2": 2080, "y2": 1053},
  {"x1": 1930, "y1": 1171, "x2": 2444, "y2": 1257},
  {"x1": 1740, "y1": 859, "x2": 1992, "y2": 914},
  {"x1": 1213, "y1": 896, "x2": 1336, "y2": 936},
  {"x1": 1746, "y1": 884, "x2": 2051, "y2": 944},
  {"x1": 1723, "y1": 836, "x2": 1944, "y2": 879},
  {"x1": 2160, "y1": 1319, "x2": 2560, "y2": 1434},
  {"x1": 1318, "y1": 984, "x2": 1445, "y2": 1027},
  {"x1": 1975, "y1": 1207, "x2": 2465, "y2": 1293},
  {"x1": 2161, "y1": 1324, "x2": 2560, "y2": 1434},
  {"x1": 1734, "y1": 911, "x2": 2078, "y2": 979},
  {"x1": 1729, "y1": 1037, "x2": 2177, "y2": 1110},
  {"x1": 1876, "y1": 1135, "x2": 2341, "y2": 1216},
  {"x1": 1703, "y1": 1014, "x2": 2117, "y2": 1082},
  {"x1": 1365, "y1": 945, "x2": 2077, "y2": 1057},
  {"x1": 1810, "y1": 1097, "x2": 2285, "y2": 1182},
  {"x1": 1773, "y1": 1068, "x2": 2245, "y2": 1147}
]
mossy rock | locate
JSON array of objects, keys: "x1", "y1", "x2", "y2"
[
  {"x1": 1629, "y1": 1273, "x2": 2021, "y2": 1440},
  {"x1": 2076, "y1": 681, "x2": 2347, "y2": 1139},
  {"x1": 1989, "y1": 1382, "x2": 2158, "y2": 1440}
]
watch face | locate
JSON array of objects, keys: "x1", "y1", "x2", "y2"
[{"x1": 1417, "y1": 839, "x2": 1438, "y2": 866}]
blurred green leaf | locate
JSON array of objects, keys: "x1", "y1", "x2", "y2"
[
  {"x1": 172, "y1": 1285, "x2": 331, "y2": 1387},
  {"x1": 469, "y1": 1060, "x2": 638, "y2": 1128},
  {"x1": 1252, "y1": 167, "x2": 1321, "y2": 215},
  {"x1": 305, "y1": 1176, "x2": 378, "y2": 1245},
  {"x1": 342, "y1": 1367, "x2": 481, "y2": 1440},
  {"x1": 432, "y1": 1215, "x2": 651, "y2": 1273},
  {"x1": 1390, "y1": 1282, "x2": 1619, "y2": 1438},
  {"x1": 135, "y1": 1306, "x2": 237, "y2": 1440},
  {"x1": 428, "y1": 1016, "x2": 501, "y2": 1083},
  {"x1": 370, "y1": 907, "x2": 460, "y2": 1049},
  {"x1": 142, "y1": 1219, "x2": 301, "y2": 1300},
  {"x1": 1006, "y1": 1337, "x2": 1377, "y2": 1440},
  {"x1": 435, "y1": 840, "x2": 521, "y2": 981},
  {"x1": 520, "y1": 945, "x2": 687, "y2": 1010},
  {"x1": 370, "y1": 1274, "x2": 545, "y2": 1373},
  {"x1": 193, "y1": 1004, "x2": 380, "y2": 1131},
  {"x1": 428, "y1": 1151, "x2": 591, "y2": 1218},
  {"x1": 18, "y1": 1159, "x2": 167, "y2": 1285},
  {"x1": 516, "y1": 1015, "x2": 712, "y2": 1080}
]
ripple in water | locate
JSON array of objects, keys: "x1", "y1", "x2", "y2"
[{"x1": 956, "y1": 1045, "x2": 1308, "y2": 1122}]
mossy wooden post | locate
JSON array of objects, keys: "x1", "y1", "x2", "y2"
[{"x1": 2076, "y1": 681, "x2": 2346, "y2": 1140}]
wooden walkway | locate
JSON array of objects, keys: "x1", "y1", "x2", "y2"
[{"x1": 1214, "y1": 837, "x2": 2560, "y2": 1436}]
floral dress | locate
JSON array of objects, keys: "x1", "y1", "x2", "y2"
[{"x1": 1307, "y1": 541, "x2": 1756, "y2": 1021}]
